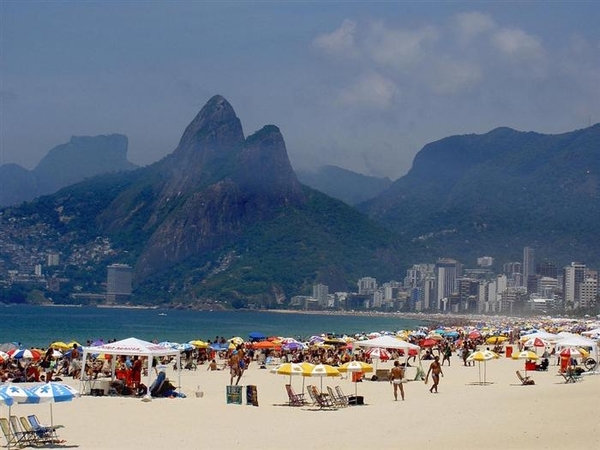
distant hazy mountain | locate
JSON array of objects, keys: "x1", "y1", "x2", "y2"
[
  {"x1": 0, "y1": 134, "x2": 137, "y2": 206},
  {"x1": 296, "y1": 165, "x2": 392, "y2": 206},
  {"x1": 1, "y1": 96, "x2": 402, "y2": 307},
  {"x1": 361, "y1": 124, "x2": 600, "y2": 267}
]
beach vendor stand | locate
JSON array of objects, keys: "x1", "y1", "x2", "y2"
[{"x1": 80, "y1": 337, "x2": 181, "y2": 401}]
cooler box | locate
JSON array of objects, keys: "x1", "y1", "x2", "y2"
[
  {"x1": 226, "y1": 385, "x2": 243, "y2": 404},
  {"x1": 505, "y1": 346, "x2": 513, "y2": 358}
]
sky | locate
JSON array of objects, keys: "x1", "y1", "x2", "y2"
[{"x1": 1, "y1": 1, "x2": 599, "y2": 179}]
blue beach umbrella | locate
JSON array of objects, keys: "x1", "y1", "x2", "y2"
[
  {"x1": 0, "y1": 384, "x2": 39, "y2": 404},
  {"x1": 0, "y1": 391, "x2": 14, "y2": 407},
  {"x1": 30, "y1": 382, "x2": 80, "y2": 430}
]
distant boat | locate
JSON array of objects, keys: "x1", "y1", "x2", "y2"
[{"x1": 158, "y1": 313, "x2": 167, "y2": 316}]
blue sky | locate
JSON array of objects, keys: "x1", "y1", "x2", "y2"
[{"x1": 1, "y1": 1, "x2": 599, "y2": 178}]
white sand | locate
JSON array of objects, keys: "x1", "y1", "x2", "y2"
[{"x1": 6, "y1": 353, "x2": 600, "y2": 450}]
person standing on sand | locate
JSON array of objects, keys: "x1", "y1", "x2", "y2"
[
  {"x1": 389, "y1": 360, "x2": 405, "y2": 401},
  {"x1": 228, "y1": 350, "x2": 241, "y2": 385},
  {"x1": 425, "y1": 355, "x2": 443, "y2": 393}
]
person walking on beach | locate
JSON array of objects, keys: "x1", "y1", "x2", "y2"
[
  {"x1": 389, "y1": 360, "x2": 405, "y2": 401},
  {"x1": 228, "y1": 350, "x2": 241, "y2": 385},
  {"x1": 425, "y1": 355, "x2": 443, "y2": 393},
  {"x1": 442, "y1": 343, "x2": 452, "y2": 366}
]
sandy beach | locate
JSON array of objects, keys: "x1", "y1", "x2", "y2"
[{"x1": 5, "y1": 350, "x2": 600, "y2": 450}]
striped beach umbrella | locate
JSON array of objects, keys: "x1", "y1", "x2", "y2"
[{"x1": 8, "y1": 348, "x2": 42, "y2": 360}]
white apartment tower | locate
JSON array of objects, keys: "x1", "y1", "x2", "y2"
[{"x1": 563, "y1": 262, "x2": 586, "y2": 309}]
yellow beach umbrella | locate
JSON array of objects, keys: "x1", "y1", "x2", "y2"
[
  {"x1": 467, "y1": 350, "x2": 499, "y2": 385},
  {"x1": 486, "y1": 336, "x2": 508, "y2": 345},
  {"x1": 302, "y1": 363, "x2": 341, "y2": 391},
  {"x1": 338, "y1": 361, "x2": 373, "y2": 397},
  {"x1": 512, "y1": 350, "x2": 539, "y2": 377},
  {"x1": 189, "y1": 340, "x2": 209, "y2": 349},
  {"x1": 50, "y1": 341, "x2": 70, "y2": 351}
]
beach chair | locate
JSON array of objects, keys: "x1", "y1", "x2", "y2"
[
  {"x1": 285, "y1": 384, "x2": 306, "y2": 406},
  {"x1": 308, "y1": 385, "x2": 336, "y2": 409},
  {"x1": 516, "y1": 370, "x2": 535, "y2": 385},
  {"x1": 327, "y1": 386, "x2": 348, "y2": 408},
  {"x1": 335, "y1": 385, "x2": 351, "y2": 404},
  {"x1": 21, "y1": 415, "x2": 59, "y2": 445},
  {"x1": 9, "y1": 415, "x2": 35, "y2": 447},
  {"x1": 1, "y1": 417, "x2": 24, "y2": 449},
  {"x1": 560, "y1": 369, "x2": 583, "y2": 384}
]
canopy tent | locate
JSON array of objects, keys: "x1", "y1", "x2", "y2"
[
  {"x1": 352, "y1": 335, "x2": 420, "y2": 352},
  {"x1": 554, "y1": 334, "x2": 599, "y2": 364},
  {"x1": 80, "y1": 337, "x2": 181, "y2": 400}
]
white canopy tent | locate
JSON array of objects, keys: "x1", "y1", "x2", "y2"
[
  {"x1": 353, "y1": 335, "x2": 422, "y2": 378},
  {"x1": 80, "y1": 337, "x2": 181, "y2": 400},
  {"x1": 352, "y1": 335, "x2": 421, "y2": 351}
]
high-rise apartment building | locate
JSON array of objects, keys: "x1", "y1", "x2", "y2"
[
  {"x1": 563, "y1": 262, "x2": 586, "y2": 309},
  {"x1": 358, "y1": 277, "x2": 377, "y2": 295},
  {"x1": 435, "y1": 258, "x2": 461, "y2": 311},
  {"x1": 106, "y1": 263, "x2": 132, "y2": 303},
  {"x1": 523, "y1": 247, "x2": 535, "y2": 291}
]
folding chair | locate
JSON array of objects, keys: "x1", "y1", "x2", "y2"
[
  {"x1": 285, "y1": 384, "x2": 306, "y2": 406},
  {"x1": 28, "y1": 415, "x2": 65, "y2": 444},
  {"x1": 327, "y1": 386, "x2": 348, "y2": 408},
  {"x1": 1, "y1": 417, "x2": 23, "y2": 449}
]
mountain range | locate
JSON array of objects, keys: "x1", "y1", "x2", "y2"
[
  {"x1": 0, "y1": 134, "x2": 137, "y2": 206},
  {"x1": 361, "y1": 124, "x2": 600, "y2": 266},
  {"x1": 1, "y1": 95, "x2": 599, "y2": 307}
]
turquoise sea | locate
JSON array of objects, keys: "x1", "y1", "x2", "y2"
[{"x1": 0, "y1": 305, "x2": 427, "y2": 348}]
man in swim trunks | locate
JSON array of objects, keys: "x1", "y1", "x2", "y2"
[
  {"x1": 426, "y1": 355, "x2": 443, "y2": 393},
  {"x1": 389, "y1": 360, "x2": 405, "y2": 401},
  {"x1": 228, "y1": 350, "x2": 240, "y2": 385}
]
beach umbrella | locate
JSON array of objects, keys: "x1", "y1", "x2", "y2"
[
  {"x1": 559, "y1": 348, "x2": 582, "y2": 359},
  {"x1": 338, "y1": 361, "x2": 373, "y2": 397},
  {"x1": 0, "y1": 390, "x2": 14, "y2": 407},
  {"x1": 466, "y1": 350, "x2": 499, "y2": 385},
  {"x1": 486, "y1": 336, "x2": 508, "y2": 345},
  {"x1": 302, "y1": 364, "x2": 341, "y2": 391},
  {"x1": 511, "y1": 350, "x2": 539, "y2": 377},
  {"x1": 0, "y1": 384, "x2": 39, "y2": 404},
  {"x1": 0, "y1": 342, "x2": 20, "y2": 353},
  {"x1": 366, "y1": 347, "x2": 391, "y2": 361},
  {"x1": 50, "y1": 341, "x2": 70, "y2": 351},
  {"x1": 248, "y1": 332, "x2": 266, "y2": 342},
  {"x1": 282, "y1": 341, "x2": 306, "y2": 352},
  {"x1": 228, "y1": 337, "x2": 244, "y2": 346},
  {"x1": 29, "y1": 382, "x2": 80, "y2": 431},
  {"x1": 0, "y1": 351, "x2": 9, "y2": 363},
  {"x1": 253, "y1": 340, "x2": 281, "y2": 350},
  {"x1": 188, "y1": 340, "x2": 209, "y2": 349},
  {"x1": 176, "y1": 343, "x2": 194, "y2": 352},
  {"x1": 523, "y1": 337, "x2": 550, "y2": 352},
  {"x1": 468, "y1": 330, "x2": 482, "y2": 340},
  {"x1": 8, "y1": 348, "x2": 42, "y2": 360},
  {"x1": 420, "y1": 338, "x2": 437, "y2": 348}
]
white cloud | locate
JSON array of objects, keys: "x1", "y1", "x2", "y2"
[
  {"x1": 337, "y1": 72, "x2": 399, "y2": 109},
  {"x1": 492, "y1": 28, "x2": 543, "y2": 58},
  {"x1": 313, "y1": 19, "x2": 358, "y2": 58},
  {"x1": 453, "y1": 11, "x2": 496, "y2": 42},
  {"x1": 365, "y1": 21, "x2": 438, "y2": 70},
  {"x1": 430, "y1": 59, "x2": 482, "y2": 94}
]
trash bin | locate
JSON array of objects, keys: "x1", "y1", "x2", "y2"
[{"x1": 505, "y1": 345, "x2": 513, "y2": 358}]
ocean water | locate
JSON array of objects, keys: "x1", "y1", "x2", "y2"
[{"x1": 0, "y1": 305, "x2": 426, "y2": 348}]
